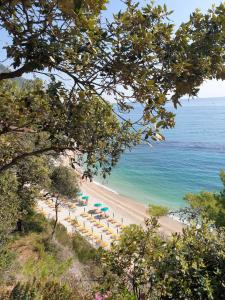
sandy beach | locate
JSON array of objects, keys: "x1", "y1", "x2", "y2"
[
  {"x1": 63, "y1": 154, "x2": 183, "y2": 233},
  {"x1": 80, "y1": 179, "x2": 183, "y2": 236},
  {"x1": 37, "y1": 155, "x2": 183, "y2": 249},
  {"x1": 37, "y1": 177, "x2": 183, "y2": 250}
]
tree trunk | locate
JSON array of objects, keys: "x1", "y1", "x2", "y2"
[
  {"x1": 16, "y1": 219, "x2": 23, "y2": 232},
  {"x1": 51, "y1": 198, "x2": 59, "y2": 238}
]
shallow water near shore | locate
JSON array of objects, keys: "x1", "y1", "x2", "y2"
[{"x1": 96, "y1": 97, "x2": 225, "y2": 209}]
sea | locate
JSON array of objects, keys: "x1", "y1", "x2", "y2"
[{"x1": 96, "y1": 97, "x2": 225, "y2": 209}]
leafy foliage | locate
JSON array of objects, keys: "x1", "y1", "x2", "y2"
[
  {"x1": 0, "y1": 1, "x2": 224, "y2": 178},
  {"x1": 0, "y1": 80, "x2": 139, "y2": 178},
  {"x1": 101, "y1": 219, "x2": 164, "y2": 299},
  {"x1": 50, "y1": 166, "x2": 79, "y2": 198},
  {"x1": 0, "y1": 211, "x2": 99, "y2": 300},
  {"x1": 148, "y1": 204, "x2": 169, "y2": 217},
  {"x1": 185, "y1": 170, "x2": 225, "y2": 227},
  {"x1": 0, "y1": 171, "x2": 19, "y2": 242},
  {"x1": 0, "y1": 248, "x2": 15, "y2": 280},
  {"x1": 8, "y1": 279, "x2": 76, "y2": 300},
  {"x1": 101, "y1": 219, "x2": 225, "y2": 300},
  {"x1": 71, "y1": 232, "x2": 99, "y2": 263},
  {"x1": 155, "y1": 222, "x2": 225, "y2": 300}
]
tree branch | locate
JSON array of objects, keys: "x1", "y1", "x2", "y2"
[
  {"x1": 0, "y1": 146, "x2": 77, "y2": 173},
  {"x1": 0, "y1": 62, "x2": 35, "y2": 81}
]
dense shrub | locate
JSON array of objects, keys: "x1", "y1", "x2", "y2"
[
  {"x1": 148, "y1": 204, "x2": 169, "y2": 217},
  {"x1": 8, "y1": 279, "x2": 76, "y2": 300}
]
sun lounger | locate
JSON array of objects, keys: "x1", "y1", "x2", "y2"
[
  {"x1": 99, "y1": 241, "x2": 109, "y2": 248},
  {"x1": 80, "y1": 212, "x2": 88, "y2": 217},
  {"x1": 93, "y1": 234, "x2": 100, "y2": 240},
  {"x1": 111, "y1": 234, "x2": 119, "y2": 240},
  {"x1": 107, "y1": 228, "x2": 115, "y2": 235}
]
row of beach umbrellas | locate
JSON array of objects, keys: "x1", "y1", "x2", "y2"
[
  {"x1": 94, "y1": 203, "x2": 109, "y2": 212},
  {"x1": 77, "y1": 192, "x2": 109, "y2": 213}
]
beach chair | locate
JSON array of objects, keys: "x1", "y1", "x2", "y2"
[
  {"x1": 99, "y1": 241, "x2": 109, "y2": 248},
  {"x1": 80, "y1": 227, "x2": 89, "y2": 234},
  {"x1": 111, "y1": 234, "x2": 119, "y2": 241},
  {"x1": 80, "y1": 212, "x2": 88, "y2": 217},
  {"x1": 72, "y1": 221, "x2": 79, "y2": 227},
  {"x1": 93, "y1": 234, "x2": 100, "y2": 240},
  {"x1": 110, "y1": 219, "x2": 117, "y2": 224},
  {"x1": 67, "y1": 218, "x2": 74, "y2": 223},
  {"x1": 83, "y1": 229, "x2": 93, "y2": 237},
  {"x1": 95, "y1": 239, "x2": 102, "y2": 246},
  {"x1": 107, "y1": 228, "x2": 115, "y2": 235},
  {"x1": 96, "y1": 223, "x2": 104, "y2": 228}
]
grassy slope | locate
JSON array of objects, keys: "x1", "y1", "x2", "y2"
[{"x1": 0, "y1": 211, "x2": 101, "y2": 299}]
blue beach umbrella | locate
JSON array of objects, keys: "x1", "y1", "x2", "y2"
[
  {"x1": 94, "y1": 203, "x2": 102, "y2": 207},
  {"x1": 101, "y1": 207, "x2": 109, "y2": 212}
]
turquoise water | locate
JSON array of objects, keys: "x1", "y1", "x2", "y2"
[{"x1": 97, "y1": 98, "x2": 225, "y2": 209}]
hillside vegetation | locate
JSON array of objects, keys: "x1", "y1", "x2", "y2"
[{"x1": 0, "y1": 211, "x2": 101, "y2": 300}]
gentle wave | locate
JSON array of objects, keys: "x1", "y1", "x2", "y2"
[{"x1": 93, "y1": 181, "x2": 119, "y2": 195}]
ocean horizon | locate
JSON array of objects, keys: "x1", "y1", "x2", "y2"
[{"x1": 96, "y1": 97, "x2": 225, "y2": 209}]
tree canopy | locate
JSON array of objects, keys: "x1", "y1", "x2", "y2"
[
  {"x1": 185, "y1": 170, "x2": 225, "y2": 228},
  {"x1": 0, "y1": 156, "x2": 51, "y2": 237},
  {"x1": 0, "y1": 0, "x2": 224, "y2": 178},
  {"x1": 101, "y1": 219, "x2": 225, "y2": 299},
  {"x1": 50, "y1": 166, "x2": 80, "y2": 198}
]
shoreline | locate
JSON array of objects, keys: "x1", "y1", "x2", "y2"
[
  {"x1": 80, "y1": 178, "x2": 184, "y2": 236},
  {"x1": 92, "y1": 180, "x2": 120, "y2": 195},
  {"x1": 59, "y1": 156, "x2": 183, "y2": 235}
]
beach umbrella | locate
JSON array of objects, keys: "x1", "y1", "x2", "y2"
[
  {"x1": 82, "y1": 195, "x2": 89, "y2": 200},
  {"x1": 77, "y1": 192, "x2": 83, "y2": 196},
  {"x1": 94, "y1": 203, "x2": 102, "y2": 207},
  {"x1": 101, "y1": 207, "x2": 109, "y2": 212}
]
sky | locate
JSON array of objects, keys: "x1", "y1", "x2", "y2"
[
  {"x1": 104, "y1": 0, "x2": 225, "y2": 98},
  {"x1": 0, "y1": 0, "x2": 224, "y2": 98}
]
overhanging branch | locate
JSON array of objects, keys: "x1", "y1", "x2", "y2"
[
  {"x1": 0, "y1": 62, "x2": 35, "y2": 81},
  {"x1": 0, "y1": 146, "x2": 77, "y2": 173}
]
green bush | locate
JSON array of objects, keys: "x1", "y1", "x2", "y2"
[
  {"x1": 54, "y1": 222, "x2": 72, "y2": 248},
  {"x1": 0, "y1": 248, "x2": 15, "y2": 277},
  {"x1": 23, "y1": 211, "x2": 51, "y2": 234},
  {"x1": 72, "y1": 233, "x2": 98, "y2": 263},
  {"x1": 22, "y1": 243, "x2": 72, "y2": 281},
  {"x1": 148, "y1": 204, "x2": 169, "y2": 217},
  {"x1": 8, "y1": 279, "x2": 76, "y2": 300}
]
